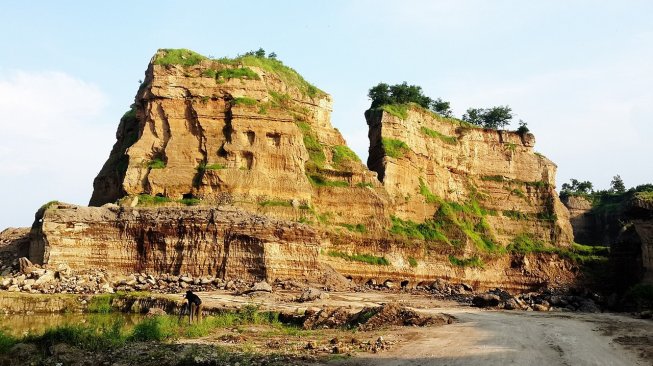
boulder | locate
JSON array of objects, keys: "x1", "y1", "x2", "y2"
[{"x1": 472, "y1": 293, "x2": 501, "y2": 308}]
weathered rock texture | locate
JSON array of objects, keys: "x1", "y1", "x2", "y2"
[
  {"x1": 89, "y1": 49, "x2": 386, "y2": 229},
  {"x1": 366, "y1": 106, "x2": 573, "y2": 248},
  {"x1": 31, "y1": 203, "x2": 320, "y2": 282},
  {"x1": 563, "y1": 193, "x2": 653, "y2": 285},
  {"x1": 28, "y1": 49, "x2": 579, "y2": 292}
]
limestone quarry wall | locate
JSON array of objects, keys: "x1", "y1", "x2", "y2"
[
  {"x1": 30, "y1": 203, "x2": 321, "y2": 282},
  {"x1": 366, "y1": 106, "x2": 573, "y2": 247},
  {"x1": 27, "y1": 49, "x2": 581, "y2": 291}
]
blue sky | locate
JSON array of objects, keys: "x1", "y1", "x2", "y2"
[{"x1": 1, "y1": 1, "x2": 652, "y2": 228}]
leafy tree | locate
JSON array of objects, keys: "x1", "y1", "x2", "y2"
[
  {"x1": 610, "y1": 175, "x2": 626, "y2": 194},
  {"x1": 561, "y1": 178, "x2": 594, "y2": 198},
  {"x1": 432, "y1": 98, "x2": 452, "y2": 117},
  {"x1": 254, "y1": 48, "x2": 266, "y2": 58},
  {"x1": 368, "y1": 83, "x2": 392, "y2": 108},
  {"x1": 463, "y1": 106, "x2": 513, "y2": 129},
  {"x1": 267, "y1": 52, "x2": 277, "y2": 59}
]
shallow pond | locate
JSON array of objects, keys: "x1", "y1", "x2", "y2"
[{"x1": 0, "y1": 313, "x2": 147, "y2": 337}]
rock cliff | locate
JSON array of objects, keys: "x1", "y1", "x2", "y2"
[{"x1": 29, "y1": 49, "x2": 579, "y2": 291}]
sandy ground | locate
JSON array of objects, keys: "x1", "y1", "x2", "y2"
[{"x1": 195, "y1": 290, "x2": 653, "y2": 366}]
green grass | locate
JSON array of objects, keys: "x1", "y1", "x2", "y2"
[
  {"x1": 420, "y1": 126, "x2": 458, "y2": 145},
  {"x1": 216, "y1": 67, "x2": 260, "y2": 81},
  {"x1": 507, "y1": 235, "x2": 609, "y2": 264},
  {"x1": 40, "y1": 200, "x2": 60, "y2": 211},
  {"x1": 137, "y1": 194, "x2": 172, "y2": 205},
  {"x1": 88, "y1": 295, "x2": 113, "y2": 314},
  {"x1": 259, "y1": 200, "x2": 292, "y2": 207},
  {"x1": 1, "y1": 307, "x2": 286, "y2": 354},
  {"x1": 232, "y1": 97, "x2": 258, "y2": 106},
  {"x1": 448, "y1": 255, "x2": 484, "y2": 268},
  {"x1": 419, "y1": 177, "x2": 438, "y2": 203},
  {"x1": 148, "y1": 158, "x2": 166, "y2": 169},
  {"x1": 0, "y1": 330, "x2": 17, "y2": 353},
  {"x1": 326, "y1": 250, "x2": 389, "y2": 265},
  {"x1": 179, "y1": 198, "x2": 200, "y2": 206},
  {"x1": 332, "y1": 145, "x2": 361, "y2": 166},
  {"x1": 356, "y1": 182, "x2": 374, "y2": 188},
  {"x1": 297, "y1": 122, "x2": 326, "y2": 169},
  {"x1": 338, "y1": 223, "x2": 367, "y2": 233},
  {"x1": 382, "y1": 138, "x2": 410, "y2": 158},
  {"x1": 408, "y1": 257, "x2": 418, "y2": 268},
  {"x1": 502, "y1": 210, "x2": 529, "y2": 220},
  {"x1": 201, "y1": 69, "x2": 217, "y2": 78},
  {"x1": 154, "y1": 49, "x2": 207, "y2": 66},
  {"x1": 235, "y1": 55, "x2": 325, "y2": 98},
  {"x1": 307, "y1": 174, "x2": 349, "y2": 187},
  {"x1": 380, "y1": 104, "x2": 409, "y2": 119},
  {"x1": 480, "y1": 175, "x2": 507, "y2": 182},
  {"x1": 390, "y1": 216, "x2": 450, "y2": 244},
  {"x1": 504, "y1": 142, "x2": 517, "y2": 152},
  {"x1": 536, "y1": 211, "x2": 558, "y2": 221},
  {"x1": 635, "y1": 191, "x2": 653, "y2": 201}
]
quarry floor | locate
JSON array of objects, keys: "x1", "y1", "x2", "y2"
[{"x1": 198, "y1": 290, "x2": 653, "y2": 366}]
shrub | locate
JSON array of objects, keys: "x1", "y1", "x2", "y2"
[
  {"x1": 502, "y1": 210, "x2": 529, "y2": 220},
  {"x1": 40, "y1": 200, "x2": 60, "y2": 211},
  {"x1": 148, "y1": 159, "x2": 166, "y2": 169},
  {"x1": 137, "y1": 194, "x2": 172, "y2": 205},
  {"x1": 338, "y1": 223, "x2": 367, "y2": 233},
  {"x1": 356, "y1": 182, "x2": 374, "y2": 188},
  {"x1": 382, "y1": 138, "x2": 410, "y2": 158}
]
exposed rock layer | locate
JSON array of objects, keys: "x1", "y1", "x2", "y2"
[{"x1": 31, "y1": 49, "x2": 579, "y2": 291}]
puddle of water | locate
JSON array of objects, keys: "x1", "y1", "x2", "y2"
[{"x1": 0, "y1": 313, "x2": 147, "y2": 337}]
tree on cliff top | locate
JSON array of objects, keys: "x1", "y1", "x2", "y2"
[
  {"x1": 610, "y1": 175, "x2": 626, "y2": 194},
  {"x1": 462, "y1": 106, "x2": 513, "y2": 129},
  {"x1": 368, "y1": 82, "x2": 452, "y2": 117},
  {"x1": 560, "y1": 178, "x2": 594, "y2": 199}
]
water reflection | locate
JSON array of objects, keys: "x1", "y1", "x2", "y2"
[{"x1": 0, "y1": 313, "x2": 146, "y2": 337}]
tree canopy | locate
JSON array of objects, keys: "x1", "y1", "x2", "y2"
[{"x1": 462, "y1": 106, "x2": 514, "y2": 129}]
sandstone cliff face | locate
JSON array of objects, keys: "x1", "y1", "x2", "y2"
[
  {"x1": 366, "y1": 106, "x2": 573, "y2": 249},
  {"x1": 31, "y1": 203, "x2": 321, "y2": 282},
  {"x1": 31, "y1": 49, "x2": 581, "y2": 292},
  {"x1": 90, "y1": 49, "x2": 386, "y2": 229}
]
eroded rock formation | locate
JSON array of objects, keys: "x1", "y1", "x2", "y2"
[{"x1": 29, "y1": 49, "x2": 580, "y2": 291}]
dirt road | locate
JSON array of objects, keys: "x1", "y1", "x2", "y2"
[
  {"x1": 345, "y1": 308, "x2": 652, "y2": 366},
  {"x1": 197, "y1": 290, "x2": 652, "y2": 366}
]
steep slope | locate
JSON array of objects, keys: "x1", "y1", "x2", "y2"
[{"x1": 28, "y1": 49, "x2": 582, "y2": 292}]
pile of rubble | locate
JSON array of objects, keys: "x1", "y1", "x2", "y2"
[
  {"x1": 301, "y1": 303, "x2": 455, "y2": 330},
  {"x1": 471, "y1": 288, "x2": 602, "y2": 313}
]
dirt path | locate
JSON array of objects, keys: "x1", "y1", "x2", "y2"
[
  {"x1": 194, "y1": 289, "x2": 652, "y2": 365},
  {"x1": 344, "y1": 309, "x2": 652, "y2": 366}
]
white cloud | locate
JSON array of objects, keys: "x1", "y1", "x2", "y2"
[{"x1": 0, "y1": 71, "x2": 114, "y2": 228}]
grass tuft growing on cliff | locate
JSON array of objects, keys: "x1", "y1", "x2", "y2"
[
  {"x1": 390, "y1": 216, "x2": 450, "y2": 244},
  {"x1": 502, "y1": 210, "x2": 529, "y2": 220},
  {"x1": 420, "y1": 127, "x2": 458, "y2": 145},
  {"x1": 382, "y1": 138, "x2": 410, "y2": 158},
  {"x1": 216, "y1": 67, "x2": 260, "y2": 81},
  {"x1": 307, "y1": 174, "x2": 349, "y2": 188},
  {"x1": 337, "y1": 223, "x2": 367, "y2": 233},
  {"x1": 154, "y1": 49, "x2": 207, "y2": 67},
  {"x1": 380, "y1": 104, "x2": 409, "y2": 119},
  {"x1": 448, "y1": 255, "x2": 484, "y2": 268},
  {"x1": 232, "y1": 97, "x2": 258, "y2": 106},
  {"x1": 407, "y1": 257, "x2": 418, "y2": 268},
  {"x1": 332, "y1": 145, "x2": 361, "y2": 166},
  {"x1": 326, "y1": 250, "x2": 389, "y2": 265},
  {"x1": 259, "y1": 200, "x2": 292, "y2": 208},
  {"x1": 148, "y1": 159, "x2": 166, "y2": 169}
]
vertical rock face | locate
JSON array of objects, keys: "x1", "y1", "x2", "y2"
[
  {"x1": 30, "y1": 49, "x2": 581, "y2": 290},
  {"x1": 90, "y1": 49, "x2": 387, "y2": 229},
  {"x1": 32, "y1": 203, "x2": 321, "y2": 281},
  {"x1": 366, "y1": 105, "x2": 573, "y2": 248}
]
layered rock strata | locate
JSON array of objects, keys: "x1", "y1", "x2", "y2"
[{"x1": 29, "y1": 49, "x2": 579, "y2": 291}]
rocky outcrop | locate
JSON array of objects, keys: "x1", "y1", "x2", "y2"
[
  {"x1": 366, "y1": 105, "x2": 573, "y2": 248},
  {"x1": 89, "y1": 49, "x2": 387, "y2": 229},
  {"x1": 27, "y1": 49, "x2": 580, "y2": 292}
]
